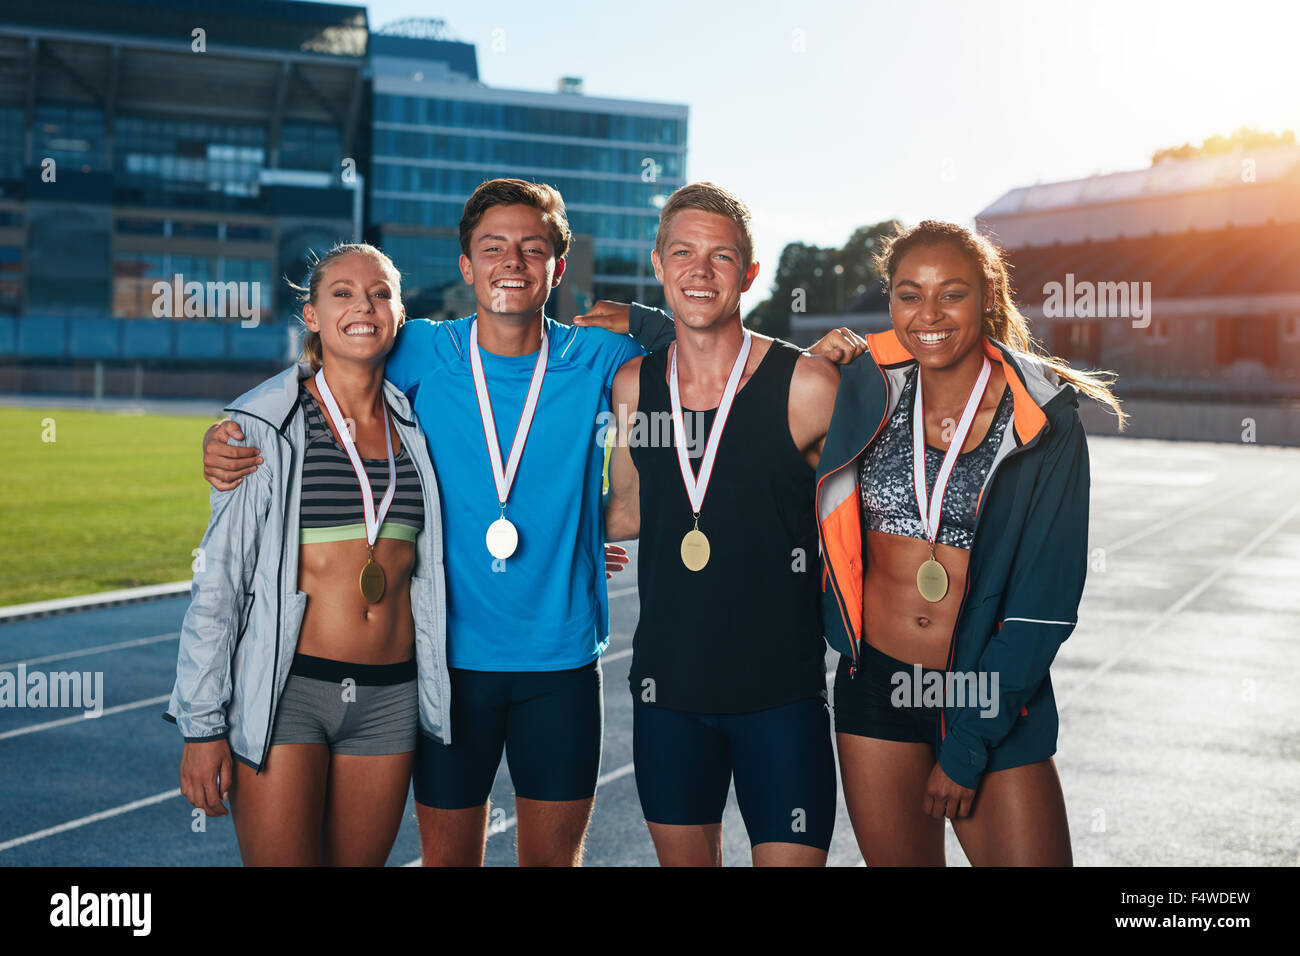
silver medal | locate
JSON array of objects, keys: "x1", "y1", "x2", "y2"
[{"x1": 486, "y1": 516, "x2": 519, "y2": 559}]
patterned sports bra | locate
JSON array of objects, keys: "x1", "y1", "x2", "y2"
[
  {"x1": 298, "y1": 384, "x2": 424, "y2": 545},
  {"x1": 859, "y1": 367, "x2": 1013, "y2": 550}
]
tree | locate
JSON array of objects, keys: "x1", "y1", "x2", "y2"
[
  {"x1": 746, "y1": 220, "x2": 900, "y2": 336},
  {"x1": 1152, "y1": 127, "x2": 1295, "y2": 165}
]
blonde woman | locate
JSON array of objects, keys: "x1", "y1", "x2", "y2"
[{"x1": 166, "y1": 243, "x2": 449, "y2": 866}]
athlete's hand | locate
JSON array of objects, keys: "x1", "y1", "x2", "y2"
[
  {"x1": 810, "y1": 327, "x2": 868, "y2": 365},
  {"x1": 204, "y1": 419, "x2": 262, "y2": 491},
  {"x1": 572, "y1": 300, "x2": 631, "y2": 334},
  {"x1": 922, "y1": 762, "x2": 975, "y2": 819},
  {"x1": 604, "y1": 543, "x2": 629, "y2": 578},
  {"x1": 180, "y1": 739, "x2": 234, "y2": 817}
]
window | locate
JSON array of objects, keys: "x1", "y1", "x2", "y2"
[
  {"x1": 113, "y1": 252, "x2": 166, "y2": 318},
  {"x1": 1216, "y1": 316, "x2": 1280, "y2": 366},
  {"x1": 0, "y1": 244, "x2": 21, "y2": 315},
  {"x1": 1051, "y1": 320, "x2": 1101, "y2": 367}
]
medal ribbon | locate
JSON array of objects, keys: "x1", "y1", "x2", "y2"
[
  {"x1": 469, "y1": 318, "x2": 549, "y2": 512},
  {"x1": 911, "y1": 355, "x2": 991, "y2": 548},
  {"x1": 314, "y1": 369, "x2": 396, "y2": 548},
  {"x1": 669, "y1": 329, "x2": 752, "y2": 516}
]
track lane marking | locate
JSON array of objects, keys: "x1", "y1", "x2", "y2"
[
  {"x1": 0, "y1": 633, "x2": 178, "y2": 670},
  {"x1": 0, "y1": 694, "x2": 171, "y2": 740},
  {"x1": 400, "y1": 761, "x2": 637, "y2": 866},
  {"x1": 1061, "y1": 496, "x2": 1300, "y2": 711},
  {"x1": 0, "y1": 788, "x2": 182, "y2": 853}
]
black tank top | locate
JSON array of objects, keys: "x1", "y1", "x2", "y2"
[{"x1": 628, "y1": 339, "x2": 826, "y2": 713}]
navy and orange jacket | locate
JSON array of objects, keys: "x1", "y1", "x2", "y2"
[{"x1": 816, "y1": 329, "x2": 1092, "y2": 789}]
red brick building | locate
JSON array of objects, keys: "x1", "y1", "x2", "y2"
[{"x1": 978, "y1": 144, "x2": 1300, "y2": 402}]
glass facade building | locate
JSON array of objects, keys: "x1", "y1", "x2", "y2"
[
  {"x1": 0, "y1": 2, "x2": 689, "y2": 392},
  {"x1": 0, "y1": 0, "x2": 367, "y2": 355},
  {"x1": 369, "y1": 33, "x2": 688, "y2": 314}
]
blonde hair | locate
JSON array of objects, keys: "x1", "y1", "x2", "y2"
[
  {"x1": 655, "y1": 182, "x2": 755, "y2": 270},
  {"x1": 875, "y1": 220, "x2": 1127, "y2": 430},
  {"x1": 286, "y1": 243, "x2": 402, "y2": 371}
]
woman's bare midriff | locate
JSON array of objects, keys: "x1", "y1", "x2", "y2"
[
  {"x1": 861, "y1": 529, "x2": 972, "y2": 671},
  {"x1": 295, "y1": 537, "x2": 416, "y2": 665}
]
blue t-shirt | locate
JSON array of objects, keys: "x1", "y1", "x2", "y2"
[{"x1": 385, "y1": 314, "x2": 645, "y2": 671}]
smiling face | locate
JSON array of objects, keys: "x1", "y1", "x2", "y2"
[
  {"x1": 652, "y1": 208, "x2": 759, "y2": 333},
  {"x1": 888, "y1": 241, "x2": 991, "y2": 371},
  {"x1": 302, "y1": 252, "x2": 404, "y2": 368},
  {"x1": 459, "y1": 203, "x2": 566, "y2": 321}
]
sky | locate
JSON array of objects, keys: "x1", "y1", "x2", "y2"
[{"x1": 359, "y1": 0, "x2": 1300, "y2": 312}]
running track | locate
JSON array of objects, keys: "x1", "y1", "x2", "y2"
[{"x1": 2, "y1": 437, "x2": 1298, "y2": 866}]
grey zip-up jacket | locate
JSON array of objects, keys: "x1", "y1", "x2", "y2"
[{"x1": 164, "y1": 362, "x2": 451, "y2": 771}]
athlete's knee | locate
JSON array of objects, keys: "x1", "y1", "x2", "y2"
[{"x1": 416, "y1": 801, "x2": 489, "y2": 866}]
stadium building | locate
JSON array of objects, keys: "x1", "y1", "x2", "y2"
[
  {"x1": 368, "y1": 19, "x2": 687, "y2": 319},
  {"x1": 978, "y1": 143, "x2": 1300, "y2": 406},
  {"x1": 0, "y1": 1, "x2": 689, "y2": 398},
  {"x1": 0, "y1": 0, "x2": 369, "y2": 396}
]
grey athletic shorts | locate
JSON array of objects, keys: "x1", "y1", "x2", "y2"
[{"x1": 268, "y1": 653, "x2": 418, "y2": 756}]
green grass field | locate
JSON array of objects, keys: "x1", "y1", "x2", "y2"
[{"x1": 3, "y1": 406, "x2": 216, "y2": 606}]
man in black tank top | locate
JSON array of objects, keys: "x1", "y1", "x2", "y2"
[{"x1": 604, "y1": 183, "x2": 843, "y2": 867}]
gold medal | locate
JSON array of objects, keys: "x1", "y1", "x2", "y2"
[
  {"x1": 681, "y1": 527, "x2": 711, "y2": 572},
  {"x1": 917, "y1": 556, "x2": 948, "y2": 602},
  {"x1": 360, "y1": 554, "x2": 386, "y2": 603}
]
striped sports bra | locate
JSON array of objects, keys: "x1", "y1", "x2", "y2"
[
  {"x1": 298, "y1": 384, "x2": 424, "y2": 545},
  {"x1": 859, "y1": 367, "x2": 1013, "y2": 550}
]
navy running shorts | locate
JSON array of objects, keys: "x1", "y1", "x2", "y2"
[
  {"x1": 631, "y1": 694, "x2": 836, "y2": 851},
  {"x1": 832, "y1": 640, "x2": 944, "y2": 747},
  {"x1": 413, "y1": 659, "x2": 603, "y2": 809}
]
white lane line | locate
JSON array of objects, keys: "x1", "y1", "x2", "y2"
[
  {"x1": 401, "y1": 761, "x2": 637, "y2": 867},
  {"x1": 1061, "y1": 496, "x2": 1300, "y2": 712},
  {"x1": 0, "y1": 694, "x2": 171, "y2": 741},
  {"x1": 0, "y1": 788, "x2": 182, "y2": 853},
  {"x1": 1100, "y1": 480, "x2": 1248, "y2": 556},
  {"x1": 596, "y1": 762, "x2": 636, "y2": 788},
  {"x1": 0, "y1": 632, "x2": 178, "y2": 670}
]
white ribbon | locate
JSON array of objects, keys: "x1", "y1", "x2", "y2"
[
  {"x1": 469, "y1": 319, "x2": 548, "y2": 512},
  {"x1": 669, "y1": 329, "x2": 752, "y2": 517},
  {"x1": 912, "y1": 356, "x2": 991, "y2": 546},
  {"x1": 314, "y1": 368, "x2": 396, "y2": 548}
]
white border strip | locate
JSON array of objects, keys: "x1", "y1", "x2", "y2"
[{"x1": 0, "y1": 582, "x2": 192, "y2": 623}]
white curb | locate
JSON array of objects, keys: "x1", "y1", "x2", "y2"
[{"x1": 0, "y1": 581, "x2": 193, "y2": 623}]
